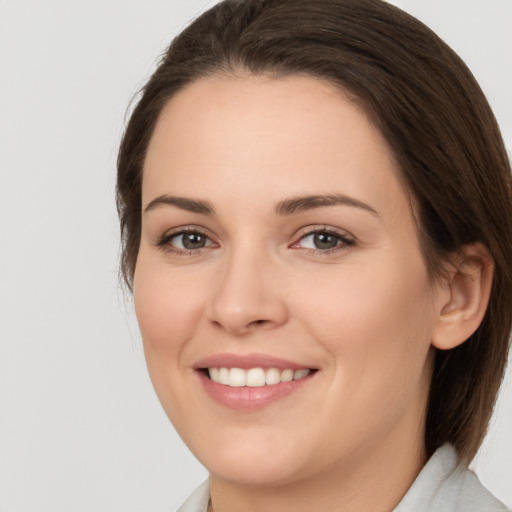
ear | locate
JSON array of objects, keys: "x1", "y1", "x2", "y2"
[{"x1": 432, "y1": 243, "x2": 494, "y2": 351}]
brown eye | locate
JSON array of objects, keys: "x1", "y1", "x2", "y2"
[
  {"x1": 312, "y1": 232, "x2": 339, "y2": 250},
  {"x1": 180, "y1": 232, "x2": 207, "y2": 250},
  {"x1": 158, "y1": 230, "x2": 216, "y2": 252},
  {"x1": 294, "y1": 229, "x2": 355, "y2": 252}
]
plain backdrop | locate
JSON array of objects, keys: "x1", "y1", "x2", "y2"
[{"x1": 0, "y1": 1, "x2": 510, "y2": 511}]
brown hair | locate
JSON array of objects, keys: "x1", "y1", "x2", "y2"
[{"x1": 117, "y1": 0, "x2": 512, "y2": 462}]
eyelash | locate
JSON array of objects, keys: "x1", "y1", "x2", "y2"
[
  {"x1": 292, "y1": 226, "x2": 355, "y2": 254},
  {"x1": 155, "y1": 227, "x2": 216, "y2": 255},
  {"x1": 155, "y1": 226, "x2": 355, "y2": 255}
]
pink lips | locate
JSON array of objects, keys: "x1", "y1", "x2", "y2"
[
  {"x1": 194, "y1": 353, "x2": 311, "y2": 371},
  {"x1": 194, "y1": 353, "x2": 316, "y2": 411}
]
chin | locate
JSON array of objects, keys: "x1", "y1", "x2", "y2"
[
  {"x1": 207, "y1": 456, "x2": 302, "y2": 487},
  {"x1": 188, "y1": 428, "x2": 309, "y2": 487}
]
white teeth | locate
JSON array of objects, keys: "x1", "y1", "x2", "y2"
[
  {"x1": 229, "y1": 368, "x2": 246, "y2": 387},
  {"x1": 294, "y1": 369, "x2": 310, "y2": 380},
  {"x1": 265, "y1": 368, "x2": 281, "y2": 385},
  {"x1": 209, "y1": 367, "x2": 220, "y2": 381},
  {"x1": 246, "y1": 368, "x2": 266, "y2": 387},
  {"x1": 280, "y1": 369, "x2": 294, "y2": 382},
  {"x1": 218, "y1": 367, "x2": 230, "y2": 385},
  {"x1": 208, "y1": 367, "x2": 311, "y2": 387}
]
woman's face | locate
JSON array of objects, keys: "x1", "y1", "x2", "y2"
[{"x1": 134, "y1": 74, "x2": 446, "y2": 486}]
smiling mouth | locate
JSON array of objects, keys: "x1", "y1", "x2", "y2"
[{"x1": 203, "y1": 367, "x2": 315, "y2": 387}]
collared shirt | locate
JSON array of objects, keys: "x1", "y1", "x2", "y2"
[{"x1": 177, "y1": 445, "x2": 510, "y2": 512}]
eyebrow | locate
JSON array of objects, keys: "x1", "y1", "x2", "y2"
[
  {"x1": 143, "y1": 193, "x2": 379, "y2": 217},
  {"x1": 144, "y1": 195, "x2": 215, "y2": 215},
  {"x1": 274, "y1": 194, "x2": 379, "y2": 217}
]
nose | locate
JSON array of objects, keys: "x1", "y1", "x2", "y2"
[{"x1": 207, "y1": 247, "x2": 289, "y2": 336}]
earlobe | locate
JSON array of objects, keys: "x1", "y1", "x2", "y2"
[{"x1": 431, "y1": 243, "x2": 494, "y2": 351}]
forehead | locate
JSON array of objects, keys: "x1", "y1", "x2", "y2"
[{"x1": 142, "y1": 73, "x2": 410, "y2": 222}]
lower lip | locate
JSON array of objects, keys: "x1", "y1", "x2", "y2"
[{"x1": 197, "y1": 371, "x2": 314, "y2": 411}]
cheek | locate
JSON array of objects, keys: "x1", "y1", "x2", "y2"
[
  {"x1": 133, "y1": 256, "x2": 211, "y2": 427},
  {"x1": 296, "y1": 255, "x2": 433, "y2": 344},
  {"x1": 133, "y1": 257, "x2": 205, "y2": 366},
  {"x1": 293, "y1": 254, "x2": 435, "y2": 406}
]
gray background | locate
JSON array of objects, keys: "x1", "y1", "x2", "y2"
[{"x1": 0, "y1": 1, "x2": 510, "y2": 510}]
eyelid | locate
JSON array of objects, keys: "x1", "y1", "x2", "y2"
[
  {"x1": 155, "y1": 225, "x2": 218, "y2": 253},
  {"x1": 154, "y1": 224, "x2": 355, "y2": 254},
  {"x1": 290, "y1": 225, "x2": 356, "y2": 251}
]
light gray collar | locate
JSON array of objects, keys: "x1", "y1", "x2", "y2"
[{"x1": 177, "y1": 444, "x2": 509, "y2": 511}]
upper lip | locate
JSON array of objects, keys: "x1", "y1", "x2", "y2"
[{"x1": 193, "y1": 353, "x2": 315, "y2": 371}]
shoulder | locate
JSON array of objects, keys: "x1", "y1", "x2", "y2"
[
  {"x1": 454, "y1": 468, "x2": 510, "y2": 512},
  {"x1": 176, "y1": 480, "x2": 210, "y2": 512},
  {"x1": 394, "y1": 445, "x2": 510, "y2": 512}
]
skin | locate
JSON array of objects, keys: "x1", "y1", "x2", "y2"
[{"x1": 134, "y1": 74, "x2": 491, "y2": 511}]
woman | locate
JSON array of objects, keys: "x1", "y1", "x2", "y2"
[{"x1": 116, "y1": 0, "x2": 512, "y2": 510}]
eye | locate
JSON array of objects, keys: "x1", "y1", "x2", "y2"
[
  {"x1": 157, "y1": 229, "x2": 216, "y2": 252},
  {"x1": 292, "y1": 228, "x2": 355, "y2": 252},
  {"x1": 176, "y1": 232, "x2": 210, "y2": 249}
]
